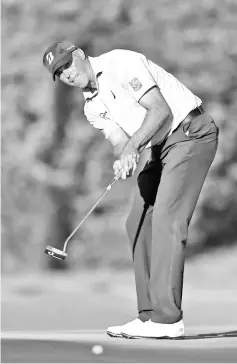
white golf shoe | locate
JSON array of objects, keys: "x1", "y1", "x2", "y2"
[
  {"x1": 121, "y1": 319, "x2": 184, "y2": 339},
  {"x1": 107, "y1": 318, "x2": 145, "y2": 338}
]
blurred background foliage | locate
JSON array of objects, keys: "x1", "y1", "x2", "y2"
[{"x1": 1, "y1": 0, "x2": 237, "y2": 273}]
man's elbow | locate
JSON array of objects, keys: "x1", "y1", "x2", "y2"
[
  {"x1": 166, "y1": 106, "x2": 173, "y2": 126},
  {"x1": 150, "y1": 104, "x2": 173, "y2": 143},
  {"x1": 151, "y1": 104, "x2": 173, "y2": 123}
]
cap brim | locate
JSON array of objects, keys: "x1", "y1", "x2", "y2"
[{"x1": 52, "y1": 53, "x2": 73, "y2": 81}]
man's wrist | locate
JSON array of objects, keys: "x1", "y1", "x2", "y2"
[{"x1": 128, "y1": 135, "x2": 144, "y2": 154}]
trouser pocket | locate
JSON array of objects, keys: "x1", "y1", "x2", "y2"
[{"x1": 182, "y1": 113, "x2": 219, "y2": 140}]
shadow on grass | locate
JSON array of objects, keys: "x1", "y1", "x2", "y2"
[
  {"x1": 176, "y1": 330, "x2": 237, "y2": 340},
  {"x1": 124, "y1": 330, "x2": 237, "y2": 340}
]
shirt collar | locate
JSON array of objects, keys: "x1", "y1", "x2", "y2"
[
  {"x1": 83, "y1": 56, "x2": 102, "y2": 100},
  {"x1": 88, "y1": 56, "x2": 102, "y2": 77}
]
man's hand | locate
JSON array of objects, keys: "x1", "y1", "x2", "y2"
[{"x1": 113, "y1": 143, "x2": 140, "y2": 180}]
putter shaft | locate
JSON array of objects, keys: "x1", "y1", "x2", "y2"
[{"x1": 63, "y1": 177, "x2": 118, "y2": 252}]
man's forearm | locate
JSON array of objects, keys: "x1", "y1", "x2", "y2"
[
  {"x1": 128, "y1": 107, "x2": 172, "y2": 153},
  {"x1": 107, "y1": 127, "x2": 130, "y2": 157}
]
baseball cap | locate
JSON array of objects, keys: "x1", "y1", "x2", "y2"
[{"x1": 43, "y1": 41, "x2": 77, "y2": 80}]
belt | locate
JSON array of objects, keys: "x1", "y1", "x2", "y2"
[{"x1": 182, "y1": 104, "x2": 206, "y2": 124}]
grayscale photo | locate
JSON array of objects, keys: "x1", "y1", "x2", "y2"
[{"x1": 1, "y1": 0, "x2": 237, "y2": 363}]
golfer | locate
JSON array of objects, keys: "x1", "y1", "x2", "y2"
[{"x1": 43, "y1": 41, "x2": 219, "y2": 339}]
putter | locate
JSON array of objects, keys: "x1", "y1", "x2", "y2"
[{"x1": 44, "y1": 177, "x2": 118, "y2": 260}]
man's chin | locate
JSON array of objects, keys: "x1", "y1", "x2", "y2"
[
  {"x1": 70, "y1": 79, "x2": 83, "y2": 88},
  {"x1": 74, "y1": 83, "x2": 83, "y2": 88},
  {"x1": 71, "y1": 77, "x2": 88, "y2": 88}
]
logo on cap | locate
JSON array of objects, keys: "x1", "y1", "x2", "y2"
[
  {"x1": 43, "y1": 41, "x2": 76, "y2": 80},
  {"x1": 46, "y1": 52, "x2": 54, "y2": 65}
]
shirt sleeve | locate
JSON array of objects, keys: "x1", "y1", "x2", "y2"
[
  {"x1": 84, "y1": 100, "x2": 120, "y2": 139},
  {"x1": 119, "y1": 51, "x2": 157, "y2": 102}
]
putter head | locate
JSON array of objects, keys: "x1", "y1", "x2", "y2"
[{"x1": 44, "y1": 246, "x2": 67, "y2": 260}]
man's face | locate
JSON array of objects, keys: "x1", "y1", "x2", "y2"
[{"x1": 55, "y1": 54, "x2": 89, "y2": 88}]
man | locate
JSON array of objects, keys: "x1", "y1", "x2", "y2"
[{"x1": 43, "y1": 41, "x2": 219, "y2": 339}]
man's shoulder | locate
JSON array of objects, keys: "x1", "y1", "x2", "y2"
[{"x1": 99, "y1": 49, "x2": 143, "y2": 65}]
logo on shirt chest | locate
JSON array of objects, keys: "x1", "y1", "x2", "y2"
[
  {"x1": 100, "y1": 111, "x2": 109, "y2": 119},
  {"x1": 129, "y1": 77, "x2": 143, "y2": 91}
]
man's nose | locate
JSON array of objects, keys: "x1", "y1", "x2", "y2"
[
  {"x1": 63, "y1": 69, "x2": 73, "y2": 80},
  {"x1": 63, "y1": 70, "x2": 70, "y2": 79}
]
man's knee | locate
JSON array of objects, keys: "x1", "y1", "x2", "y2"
[{"x1": 152, "y1": 211, "x2": 189, "y2": 246}]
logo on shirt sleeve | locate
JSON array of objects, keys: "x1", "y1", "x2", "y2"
[{"x1": 129, "y1": 78, "x2": 142, "y2": 91}]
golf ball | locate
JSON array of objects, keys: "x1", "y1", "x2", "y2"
[{"x1": 92, "y1": 345, "x2": 103, "y2": 355}]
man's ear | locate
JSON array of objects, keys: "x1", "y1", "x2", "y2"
[{"x1": 73, "y1": 48, "x2": 86, "y2": 60}]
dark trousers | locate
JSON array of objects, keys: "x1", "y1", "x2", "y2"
[{"x1": 126, "y1": 112, "x2": 219, "y2": 324}]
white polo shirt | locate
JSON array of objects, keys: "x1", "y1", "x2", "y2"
[{"x1": 83, "y1": 49, "x2": 202, "y2": 144}]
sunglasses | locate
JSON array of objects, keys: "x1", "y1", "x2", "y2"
[{"x1": 55, "y1": 59, "x2": 73, "y2": 78}]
